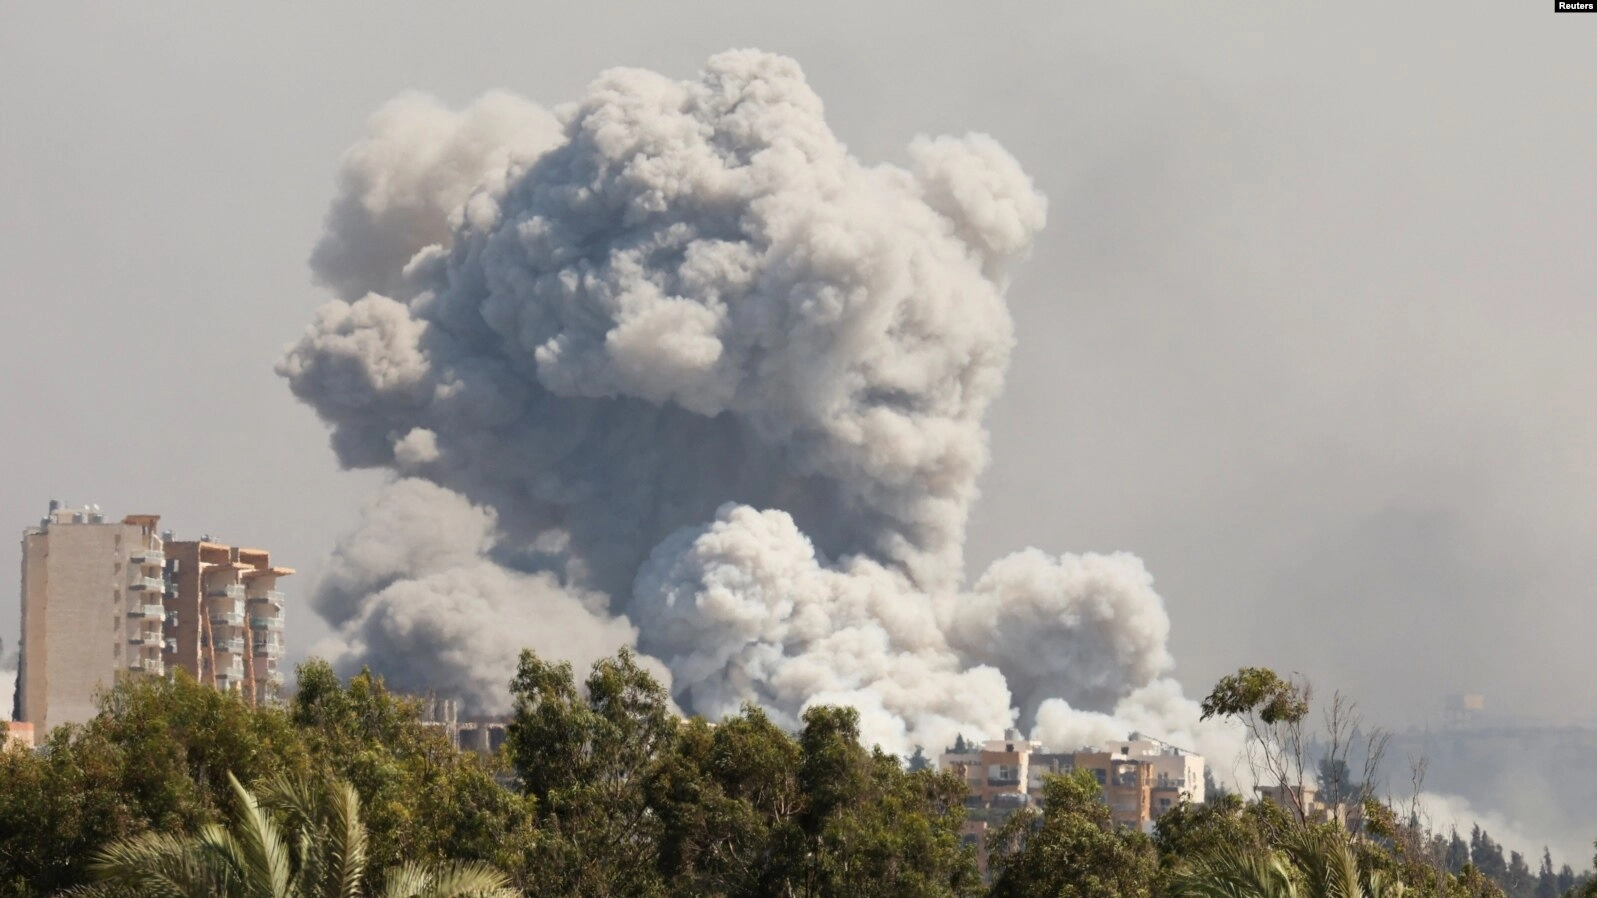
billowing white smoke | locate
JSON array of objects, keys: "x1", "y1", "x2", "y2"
[{"x1": 282, "y1": 49, "x2": 1219, "y2": 756}]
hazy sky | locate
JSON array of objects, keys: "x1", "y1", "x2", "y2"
[{"x1": 2, "y1": 2, "x2": 1592, "y2": 737}]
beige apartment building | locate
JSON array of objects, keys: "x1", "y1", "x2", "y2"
[
  {"x1": 940, "y1": 729, "x2": 1206, "y2": 875},
  {"x1": 162, "y1": 540, "x2": 291, "y2": 706},
  {"x1": 18, "y1": 503, "x2": 168, "y2": 733},
  {"x1": 15, "y1": 502, "x2": 290, "y2": 735}
]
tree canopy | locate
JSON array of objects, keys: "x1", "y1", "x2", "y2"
[{"x1": 0, "y1": 658, "x2": 1589, "y2": 898}]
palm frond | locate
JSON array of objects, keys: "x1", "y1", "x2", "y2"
[
  {"x1": 323, "y1": 778, "x2": 369, "y2": 898},
  {"x1": 215, "y1": 773, "x2": 293, "y2": 898},
  {"x1": 1168, "y1": 843, "x2": 1298, "y2": 898},
  {"x1": 379, "y1": 861, "x2": 516, "y2": 898},
  {"x1": 87, "y1": 830, "x2": 231, "y2": 898}
]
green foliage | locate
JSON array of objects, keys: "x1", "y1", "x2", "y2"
[
  {"x1": 1167, "y1": 826, "x2": 1409, "y2": 898},
  {"x1": 2, "y1": 654, "x2": 1591, "y2": 898},
  {"x1": 985, "y1": 769, "x2": 1158, "y2": 898},
  {"x1": 1154, "y1": 794, "x2": 1294, "y2": 885},
  {"x1": 1200, "y1": 668, "x2": 1309, "y2": 726},
  {"x1": 505, "y1": 648, "x2": 677, "y2": 897},
  {"x1": 504, "y1": 652, "x2": 979, "y2": 898},
  {"x1": 0, "y1": 670, "x2": 308, "y2": 897},
  {"x1": 290, "y1": 660, "x2": 537, "y2": 882},
  {"x1": 1585, "y1": 840, "x2": 1597, "y2": 898},
  {"x1": 71, "y1": 770, "x2": 517, "y2": 898},
  {"x1": 776, "y1": 707, "x2": 981, "y2": 898}
]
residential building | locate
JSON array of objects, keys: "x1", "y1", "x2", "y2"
[
  {"x1": 18, "y1": 503, "x2": 168, "y2": 733},
  {"x1": 1099, "y1": 734, "x2": 1207, "y2": 816},
  {"x1": 15, "y1": 502, "x2": 291, "y2": 735},
  {"x1": 1255, "y1": 781, "x2": 1361, "y2": 828},
  {"x1": 3, "y1": 720, "x2": 34, "y2": 751},
  {"x1": 939, "y1": 729, "x2": 1206, "y2": 877},
  {"x1": 162, "y1": 539, "x2": 291, "y2": 705}
]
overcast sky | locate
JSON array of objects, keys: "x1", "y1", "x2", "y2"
[{"x1": 2, "y1": 2, "x2": 1592, "y2": 738}]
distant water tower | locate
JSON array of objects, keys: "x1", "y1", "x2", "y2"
[{"x1": 1444, "y1": 693, "x2": 1485, "y2": 726}]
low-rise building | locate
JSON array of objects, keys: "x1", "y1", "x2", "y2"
[
  {"x1": 939, "y1": 729, "x2": 1206, "y2": 877},
  {"x1": 3, "y1": 721, "x2": 34, "y2": 751}
]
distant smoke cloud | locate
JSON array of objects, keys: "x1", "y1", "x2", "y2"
[
  {"x1": 282, "y1": 49, "x2": 1221, "y2": 755},
  {"x1": 1416, "y1": 792, "x2": 1586, "y2": 872}
]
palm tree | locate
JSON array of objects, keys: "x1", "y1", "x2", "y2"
[
  {"x1": 68, "y1": 772, "x2": 517, "y2": 898},
  {"x1": 1167, "y1": 828, "x2": 1406, "y2": 898}
]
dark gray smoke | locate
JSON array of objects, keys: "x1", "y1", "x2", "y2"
[{"x1": 282, "y1": 50, "x2": 1235, "y2": 756}]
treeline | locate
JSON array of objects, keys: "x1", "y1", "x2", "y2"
[{"x1": 0, "y1": 650, "x2": 1590, "y2": 898}]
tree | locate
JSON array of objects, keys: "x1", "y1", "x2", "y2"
[
  {"x1": 1201, "y1": 668, "x2": 1387, "y2": 827},
  {"x1": 1203, "y1": 767, "x2": 1235, "y2": 804},
  {"x1": 0, "y1": 670, "x2": 309, "y2": 897},
  {"x1": 1534, "y1": 848, "x2": 1557, "y2": 898},
  {"x1": 506, "y1": 648, "x2": 678, "y2": 898},
  {"x1": 1445, "y1": 830, "x2": 1470, "y2": 874},
  {"x1": 1471, "y1": 826, "x2": 1507, "y2": 882},
  {"x1": 1587, "y1": 840, "x2": 1597, "y2": 898},
  {"x1": 907, "y1": 747, "x2": 931, "y2": 772},
  {"x1": 648, "y1": 707, "x2": 803, "y2": 897},
  {"x1": 1505, "y1": 851, "x2": 1532, "y2": 898},
  {"x1": 779, "y1": 706, "x2": 979, "y2": 898},
  {"x1": 73, "y1": 771, "x2": 517, "y2": 898},
  {"x1": 986, "y1": 769, "x2": 1157, "y2": 898},
  {"x1": 290, "y1": 661, "x2": 538, "y2": 886},
  {"x1": 1167, "y1": 826, "x2": 1407, "y2": 898},
  {"x1": 506, "y1": 651, "x2": 977, "y2": 898},
  {"x1": 1153, "y1": 793, "x2": 1294, "y2": 892}
]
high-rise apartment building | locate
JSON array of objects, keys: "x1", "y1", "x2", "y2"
[
  {"x1": 18, "y1": 503, "x2": 168, "y2": 733},
  {"x1": 15, "y1": 502, "x2": 290, "y2": 734},
  {"x1": 161, "y1": 540, "x2": 291, "y2": 705}
]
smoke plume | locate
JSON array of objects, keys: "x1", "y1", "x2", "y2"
[
  {"x1": 282, "y1": 49, "x2": 1218, "y2": 755},
  {"x1": 1, "y1": 636, "x2": 15, "y2": 722}
]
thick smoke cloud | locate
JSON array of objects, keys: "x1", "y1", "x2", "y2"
[{"x1": 283, "y1": 49, "x2": 1216, "y2": 755}]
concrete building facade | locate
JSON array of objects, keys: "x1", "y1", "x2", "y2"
[
  {"x1": 15, "y1": 503, "x2": 290, "y2": 735},
  {"x1": 161, "y1": 540, "x2": 291, "y2": 706},
  {"x1": 939, "y1": 729, "x2": 1206, "y2": 876},
  {"x1": 18, "y1": 504, "x2": 167, "y2": 733}
]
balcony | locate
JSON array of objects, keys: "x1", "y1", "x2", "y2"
[
  {"x1": 253, "y1": 641, "x2": 281, "y2": 659},
  {"x1": 128, "y1": 603, "x2": 166, "y2": 619},
  {"x1": 207, "y1": 583, "x2": 246, "y2": 600},
  {"x1": 268, "y1": 670, "x2": 286, "y2": 685},
  {"x1": 249, "y1": 589, "x2": 286, "y2": 605},
  {"x1": 164, "y1": 638, "x2": 178, "y2": 653},
  {"x1": 128, "y1": 576, "x2": 163, "y2": 592},
  {"x1": 217, "y1": 637, "x2": 246, "y2": 655},
  {"x1": 249, "y1": 614, "x2": 284, "y2": 631},
  {"x1": 209, "y1": 611, "x2": 245, "y2": 628},
  {"x1": 130, "y1": 548, "x2": 165, "y2": 566},
  {"x1": 128, "y1": 658, "x2": 164, "y2": 674}
]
